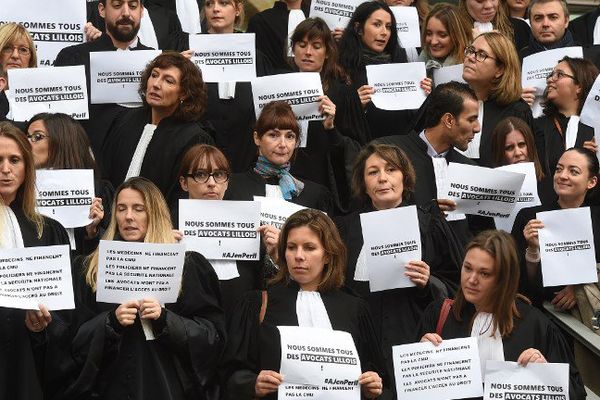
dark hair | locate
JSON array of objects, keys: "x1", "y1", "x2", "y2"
[
  {"x1": 338, "y1": 1, "x2": 400, "y2": 81},
  {"x1": 255, "y1": 101, "x2": 300, "y2": 139},
  {"x1": 453, "y1": 230, "x2": 527, "y2": 337},
  {"x1": 424, "y1": 81, "x2": 477, "y2": 128},
  {"x1": 351, "y1": 143, "x2": 416, "y2": 204},
  {"x1": 560, "y1": 147, "x2": 600, "y2": 204},
  {"x1": 528, "y1": 0, "x2": 569, "y2": 19},
  {"x1": 139, "y1": 52, "x2": 207, "y2": 122},
  {"x1": 26, "y1": 113, "x2": 97, "y2": 173},
  {"x1": 290, "y1": 17, "x2": 349, "y2": 88},
  {"x1": 543, "y1": 56, "x2": 599, "y2": 118},
  {"x1": 490, "y1": 117, "x2": 545, "y2": 180},
  {"x1": 271, "y1": 209, "x2": 346, "y2": 292},
  {"x1": 178, "y1": 144, "x2": 231, "y2": 178}
]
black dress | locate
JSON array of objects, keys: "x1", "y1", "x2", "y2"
[
  {"x1": 510, "y1": 17, "x2": 532, "y2": 52},
  {"x1": 418, "y1": 298, "x2": 587, "y2": 400},
  {"x1": 0, "y1": 204, "x2": 70, "y2": 400},
  {"x1": 533, "y1": 114, "x2": 594, "y2": 176},
  {"x1": 65, "y1": 251, "x2": 225, "y2": 399},
  {"x1": 220, "y1": 281, "x2": 393, "y2": 400},
  {"x1": 101, "y1": 107, "x2": 214, "y2": 209},
  {"x1": 335, "y1": 202, "x2": 464, "y2": 389},
  {"x1": 568, "y1": 8, "x2": 600, "y2": 47}
]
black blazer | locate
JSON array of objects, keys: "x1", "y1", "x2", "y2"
[{"x1": 569, "y1": 8, "x2": 600, "y2": 47}]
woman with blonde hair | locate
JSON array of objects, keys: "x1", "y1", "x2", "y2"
[
  {"x1": 462, "y1": 31, "x2": 533, "y2": 167},
  {"x1": 420, "y1": 3, "x2": 472, "y2": 77},
  {"x1": 67, "y1": 177, "x2": 225, "y2": 400},
  {"x1": 458, "y1": 0, "x2": 531, "y2": 50}
]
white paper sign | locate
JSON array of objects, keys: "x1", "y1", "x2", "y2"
[
  {"x1": 484, "y1": 361, "x2": 570, "y2": 400},
  {"x1": 393, "y1": 337, "x2": 483, "y2": 400},
  {"x1": 8, "y1": 65, "x2": 88, "y2": 121},
  {"x1": 493, "y1": 163, "x2": 541, "y2": 232},
  {"x1": 0, "y1": 0, "x2": 86, "y2": 67},
  {"x1": 252, "y1": 72, "x2": 324, "y2": 121},
  {"x1": 391, "y1": 6, "x2": 421, "y2": 48},
  {"x1": 366, "y1": 63, "x2": 427, "y2": 111},
  {"x1": 580, "y1": 75, "x2": 600, "y2": 160},
  {"x1": 90, "y1": 50, "x2": 161, "y2": 104},
  {"x1": 445, "y1": 163, "x2": 525, "y2": 217},
  {"x1": 433, "y1": 64, "x2": 467, "y2": 86},
  {"x1": 189, "y1": 33, "x2": 256, "y2": 83},
  {"x1": 179, "y1": 199, "x2": 260, "y2": 260},
  {"x1": 0, "y1": 245, "x2": 74, "y2": 310},
  {"x1": 538, "y1": 207, "x2": 598, "y2": 287},
  {"x1": 308, "y1": 0, "x2": 364, "y2": 29},
  {"x1": 96, "y1": 241, "x2": 186, "y2": 304},
  {"x1": 360, "y1": 206, "x2": 421, "y2": 292},
  {"x1": 278, "y1": 326, "x2": 361, "y2": 400},
  {"x1": 253, "y1": 196, "x2": 306, "y2": 229},
  {"x1": 35, "y1": 169, "x2": 94, "y2": 228},
  {"x1": 521, "y1": 47, "x2": 583, "y2": 96}
]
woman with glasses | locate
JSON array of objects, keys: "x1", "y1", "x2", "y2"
[
  {"x1": 0, "y1": 23, "x2": 37, "y2": 120},
  {"x1": 461, "y1": 31, "x2": 533, "y2": 167},
  {"x1": 533, "y1": 56, "x2": 599, "y2": 175},
  {"x1": 25, "y1": 113, "x2": 114, "y2": 256},
  {"x1": 102, "y1": 52, "x2": 213, "y2": 211},
  {"x1": 177, "y1": 144, "x2": 272, "y2": 314}
]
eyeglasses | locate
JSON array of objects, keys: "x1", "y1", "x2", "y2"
[
  {"x1": 26, "y1": 131, "x2": 48, "y2": 143},
  {"x1": 185, "y1": 170, "x2": 230, "y2": 183},
  {"x1": 546, "y1": 70, "x2": 577, "y2": 82},
  {"x1": 464, "y1": 46, "x2": 496, "y2": 63},
  {"x1": 1, "y1": 45, "x2": 31, "y2": 56}
]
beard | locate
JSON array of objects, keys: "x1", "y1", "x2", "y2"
[{"x1": 106, "y1": 17, "x2": 140, "y2": 43}]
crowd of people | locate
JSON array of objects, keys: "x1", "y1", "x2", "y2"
[{"x1": 1, "y1": 0, "x2": 600, "y2": 399}]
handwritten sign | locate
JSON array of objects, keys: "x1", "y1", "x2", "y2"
[
  {"x1": 0, "y1": 245, "x2": 74, "y2": 310},
  {"x1": 189, "y1": 33, "x2": 256, "y2": 82},
  {"x1": 179, "y1": 199, "x2": 260, "y2": 260},
  {"x1": 8, "y1": 65, "x2": 88, "y2": 121},
  {"x1": 0, "y1": 0, "x2": 86, "y2": 67},
  {"x1": 90, "y1": 50, "x2": 161, "y2": 104},
  {"x1": 96, "y1": 241, "x2": 186, "y2": 304}
]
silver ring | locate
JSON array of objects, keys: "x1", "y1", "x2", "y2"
[{"x1": 99, "y1": 205, "x2": 104, "y2": 211}]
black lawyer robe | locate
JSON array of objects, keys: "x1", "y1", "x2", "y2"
[
  {"x1": 417, "y1": 298, "x2": 587, "y2": 400},
  {"x1": 510, "y1": 17, "x2": 532, "y2": 52},
  {"x1": 53, "y1": 34, "x2": 153, "y2": 165},
  {"x1": 335, "y1": 202, "x2": 464, "y2": 390},
  {"x1": 65, "y1": 251, "x2": 225, "y2": 400},
  {"x1": 101, "y1": 107, "x2": 214, "y2": 209},
  {"x1": 0, "y1": 204, "x2": 70, "y2": 400},
  {"x1": 569, "y1": 7, "x2": 600, "y2": 47},
  {"x1": 219, "y1": 281, "x2": 394, "y2": 400},
  {"x1": 533, "y1": 114, "x2": 594, "y2": 176}
]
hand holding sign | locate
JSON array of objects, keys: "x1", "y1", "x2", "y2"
[
  {"x1": 24, "y1": 304, "x2": 52, "y2": 333},
  {"x1": 255, "y1": 370, "x2": 284, "y2": 398}
]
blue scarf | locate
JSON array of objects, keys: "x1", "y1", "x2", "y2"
[{"x1": 254, "y1": 156, "x2": 304, "y2": 200}]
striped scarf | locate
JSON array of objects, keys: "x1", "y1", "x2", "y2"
[{"x1": 254, "y1": 156, "x2": 304, "y2": 200}]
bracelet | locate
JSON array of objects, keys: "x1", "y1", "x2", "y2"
[{"x1": 525, "y1": 247, "x2": 541, "y2": 263}]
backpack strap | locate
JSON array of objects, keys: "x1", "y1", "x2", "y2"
[{"x1": 436, "y1": 298, "x2": 454, "y2": 336}]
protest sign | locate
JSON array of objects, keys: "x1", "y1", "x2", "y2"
[
  {"x1": 308, "y1": 0, "x2": 364, "y2": 29},
  {"x1": 0, "y1": 0, "x2": 86, "y2": 67},
  {"x1": 252, "y1": 72, "x2": 324, "y2": 121},
  {"x1": 538, "y1": 207, "x2": 598, "y2": 287},
  {"x1": 393, "y1": 337, "x2": 483, "y2": 400},
  {"x1": 189, "y1": 33, "x2": 256, "y2": 82},
  {"x1": 390, "y1": 6, "x2": 421, "y2": 48},
  {"x1": 366, "y1": 63, "x2": 427, "y2": 111},
  {"x1": 278, "y1": 326, "x2": 361, "y2": 400},
  {"x1": 179, "y1": 199, "x2": 260, "y2": 260},
  {"x1": 90, "y1": 50, "x2": 161, "y2": 104},
  {"x1": 493, "y1": 163, "x2": 541, "y2": 232},
  {"x1": 96, "y1": 241, "x2": 186, "y2": 304},
  {"x1": 580, "y1": 75, "x2": 600, "y2": 159},
  {"x1": 35, "y1": 169, "x2": 94, "y2": 228},
  {"x1": 0, "y1": 245, "x2": 74, "y2": 310},
  {"x1": 253, "y1": 196, "x2": 306, "y2": 229},
  {"x1": 433, "y1": 64, "x2": 467, "y2": 86},
  {"x1": 8, "y1": 66, "x2": 88, "y2": 121},
  {"x1": 521, "y1": 47, "x2": 582, "y2": 96},
  {"x1": 484, "y1": 361, "x2": 569, "y2": 400},
  {"x1": 445, "y1": 163, "x2": 525, "y2": 218},
  {"x1": 360, "y1": 206, "x2": 421, "y2": 292}
]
